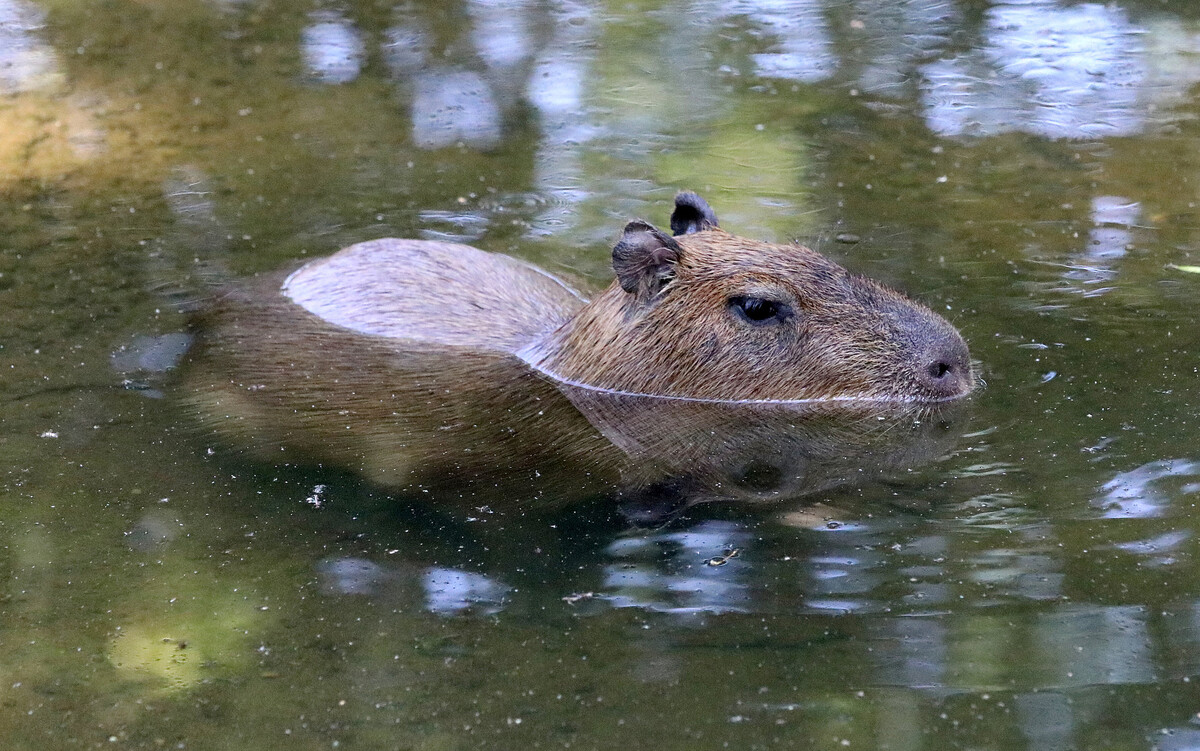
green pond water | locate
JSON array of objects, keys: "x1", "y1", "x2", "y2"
[{"x1": 3, "y1": 0, "x2": 1200, "y2": 748}]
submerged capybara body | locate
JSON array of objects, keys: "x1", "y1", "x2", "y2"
[
  {"x1": 184, "y1": 192, "x2": 973, "y2": 497},
  {"x1": 185, "y1": 267, "x2": 613, "y2": 494}
]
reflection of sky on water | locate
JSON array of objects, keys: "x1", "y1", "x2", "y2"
[
  {"x1": 284, "y1": 0, "x2": 1200, "y2": 253},
  {"x1": 867, "y1": 605, "x2": 1156, "y2": 695},
  {"x1": 804, "y1": 545, "x2": 887, "y2": 614},
  {"x1": 412, "y1": 68, "x2": 502, "y2": 150},
  {"x1": 603, "y1": 521, "x2": 754, "y2": 615},
  {"x1": 1014, "y1": 193, "x2": 1150, "y2": 300},
  {"x1": 526, "y1": 0, "x2": 600, "y2": 229},
  {"x1": 110, "y1": 332, "x2": 194, "y2": 398},
  {"x1": 1157, "y1": 730, "x2": 1200, "y2": 751},
  {"x1": 0, "y1": 0, "x2": 62, "y2": 94},
  {"x1": 1090, "y1": 196, "x2": 1141, "y2": 255},
  {"x1": 309, "y1": 534, "x2": 1200, "y2": 744},
  {"x1": 851, "y1": 0, "x2": 958, "y2": 97},
  {"x1": 717, "y1": 0, "x2": 1200, "y2": 142},
  {"x1": 1092, "y1": 458, "x2": 1200, "y2": 518},
  {"x1": 300, "y1": 10, "x2": 365, "y2": 85},
  {"x1": 316, "y1": 557, "x2": 509, "y2": 615},
  {"x1": 920, "y1": 2, "x2": 1186, "y2": 140},
  {"x1": 423, "y1": 567, "x2": 509, "y2": 615},
  {"x1": 727, "y1": 0, "x2": 837, "y2": 84},
  {"x1": 596, "y1": 515, "x2": 1066, "y2": 617},
  {"x1": 306, "y1": 472, "x2": 1200, "y2": 700},
  {"x1": 317, "y1": 557, "x2": 388, "y2": 596},
  {"x1": 1113, "y1": 529, "x2": 1190, "y2": 568},
  {"x1": 344, "y1": 0, "x2": 1200, "y2": 249},
  {"x1": 469, "y1": 0, "x2": 535, "y2": 73},
  {"x1": 1048, "y1": 196, "x2": 1141, "y2": 296},
  {"x1": 602, "y1": 520, "x2": 888, "y2": 616},
  {"x1": 289, "y1": 0, "x2": 1200, "y2": 148},
  {"x1": 382, "y1": 22, "x2": 429, "y2": 77}
]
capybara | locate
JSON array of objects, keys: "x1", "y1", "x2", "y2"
[{"x1": 184, "y1": 192, "x2": 972, "y2": 498}]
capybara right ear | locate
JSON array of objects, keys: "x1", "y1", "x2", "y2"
[
  {"x1": 670, "y1": 191, "x2": 719, "y2": 236},
  {"x1": 612, "y1": 220, "x2": 682, "y2": 298}
]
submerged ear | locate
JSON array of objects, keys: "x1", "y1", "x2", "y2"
[
  {"x1": 612, "y1": 220, "x2": 682, "y2": 298},
  {"x1": 670, "y1": 191, "x2": 719, "y2": 236}
]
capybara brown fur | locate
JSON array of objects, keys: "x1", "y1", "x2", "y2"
[
  {"x1": 280, "y1": 191, "x2": 972, "y2": 402},
  {"x1": 528, "y1": 200, "x2": 972, "y2": 402},
  {"x1": 183, "y1": 192, "x2": 972, "y2": 496}
]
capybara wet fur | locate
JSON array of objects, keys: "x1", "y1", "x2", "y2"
[
  {"x1": 277, "y1": 191, "x2": 972, "y2": 402},
  {"x1": 185, "y1": 192, "x2": 973, "y2": 493}
]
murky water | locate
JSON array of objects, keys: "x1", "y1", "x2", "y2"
[{"x1": 4, "y1": 0, "x2": 1200, "y2": 748}]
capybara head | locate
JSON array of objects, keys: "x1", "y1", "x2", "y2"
[{"x1": 526, "y1": 192, "x2": 974, "y2": 403}]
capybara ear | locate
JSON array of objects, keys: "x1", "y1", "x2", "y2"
[
  {"x1": 612, "y1": 220, "x2": 682, "y2": 298},
  {"x1": 670, "y1": 191, "x2": 719, "y2": 236}
]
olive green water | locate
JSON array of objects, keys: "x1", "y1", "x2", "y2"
[{"x1": 3, "y1": 0, "x2": 1200, "y2": 748}]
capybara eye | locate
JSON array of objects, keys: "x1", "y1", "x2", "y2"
[{"x1": 729, "y1": 296, "x2": 792, "y2": 324}]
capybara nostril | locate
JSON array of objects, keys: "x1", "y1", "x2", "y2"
[{"x1": 913, "y1": 332, "x2": 973, "y2": 400}]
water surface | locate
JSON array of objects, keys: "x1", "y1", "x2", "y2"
[{"x1": 3, "y1": 0, "x2": 1200, "y2": 748}]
